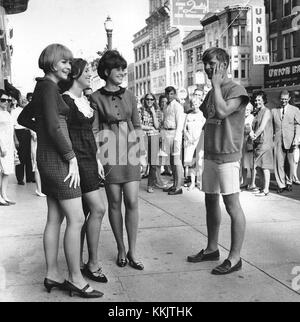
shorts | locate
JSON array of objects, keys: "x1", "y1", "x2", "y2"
[{"x1": 202, "y1": 159, "x2": 240, "y2": 195}]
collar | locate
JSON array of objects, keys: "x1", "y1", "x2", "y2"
[{"x1": 99, "y1": 87, "x2": 125, "y2": 98}]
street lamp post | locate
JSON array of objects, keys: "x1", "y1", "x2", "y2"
[{"x1": 104, "y1": 16, "x2": 113, "y2": 50}]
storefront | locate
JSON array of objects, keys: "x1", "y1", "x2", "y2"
[{"x1": 264, "y1": 59, "x2": 300, "y2": 108}]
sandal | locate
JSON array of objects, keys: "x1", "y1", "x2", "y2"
[{"x1": 147, "y1": 187, "x2": 154, "y2": 193}]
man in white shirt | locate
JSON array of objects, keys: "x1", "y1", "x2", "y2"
[
  {"x1": 162, "y1": 86, "x2": 185, "y2": 195},
  {"x1": 11, "y1": 97, "x2": 34, "y2": 185}
]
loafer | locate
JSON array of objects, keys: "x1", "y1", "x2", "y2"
[
  {"x1": 187, "y1": 249, "x2": 220, "y2": 263},
  {"x1": 285, "y1": 184, "x2": 293, "y2": 192},
  {"x1": 168, "y1": 188, "x2": 183, "y2": 195},
  {"x1": 211, "y1": 258, "x2": 242, "y2": 275},
  {"x1": 163, "y1": 186, "x2": 175, "y2": 192},
  {"x1": 82, "y1": 265, "x2": 108, "y2": 283}
]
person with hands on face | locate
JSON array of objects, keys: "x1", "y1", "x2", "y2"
[
  {"x1": 61, "y1": 58, "x2": 107, "y2": 284},
  {"x1": 187, "y1": 47, "x2": 249, "y2": 275},
  {"x1": 18, "y1": 44, "x2": 103, "y2": 298}
]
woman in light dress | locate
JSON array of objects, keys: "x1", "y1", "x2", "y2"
[
  {"x1": 0, "y1": 89, "x2": 15, "y2": 206},
  {"x1": 240, "y1": 102, "x2": 255, "y2": 189},
  {"x1": 183, "y1": 95, "x2": 206, "y2": 190}
]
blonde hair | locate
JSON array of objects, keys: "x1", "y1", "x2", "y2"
[{"x1": 38, "y1": 44, "x2": 73, "y2": 73}]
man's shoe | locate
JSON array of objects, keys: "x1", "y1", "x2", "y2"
[
  {"x1": 17, "y1": 181, "x2": 25, "y2": 185},
  {"x1": 277, "y1": 188, "x2": 285, "y2": 193},
  {"x1": 285, "y1": 184, "x2": 292, "y2": 192},
  {"x1": 168, "y1": 188, "x2": 183, "y2": 195},
  {"x1": 163, "y1": 186, "x2": 175, "y2": 192},
  {"x1": 154, "y1": 182, "x2": 168, "y2": 189},
  {"x1": 211, "y1": 258, "x2": 242, "y2": 275},
  {"x1": 293, "y1": 180, "x2": 300, "y2": 185},
  {"x1": 187, "y1": 249, "x2": 220, "y2": 263}
]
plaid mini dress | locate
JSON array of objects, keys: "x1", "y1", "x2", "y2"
[{"x1": 63, "y1": 94, "x2": 101, "y2": 194}]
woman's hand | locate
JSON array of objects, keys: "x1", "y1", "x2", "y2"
[
  {"x1": 64, "y1": 157, "x2": 80, "y2": 189},
  {"x1": 97, "y1": 159, "x2": 105, "y2": 179}
]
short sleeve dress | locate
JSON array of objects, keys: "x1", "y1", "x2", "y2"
[
  {"x1": 17, "y1": 77, "x2": 81, "y2": 200},
  {"x1": 0, "y1": 110, "x2": 15, "y2": 175},
  {"x1": 62, "y1": 92, "x2": 101, "y2": 194},
  {"x1": 91, "y1": 87, "x2": 143, "y2": 184}
]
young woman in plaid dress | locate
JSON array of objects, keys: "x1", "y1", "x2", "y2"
[
  {"x1": 62, "y1": 58, "x2": 107, "y2": 284},
  {"x1": 18, "y1": 44, "x2": 102, "y2": 298}
]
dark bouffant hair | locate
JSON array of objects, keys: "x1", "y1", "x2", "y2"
[
  {"x1": 253, "y1": 90, "x2": 268, "y2": 104},
  {"x1": 165, "y1": 86, "x2": 176, "y2": 94},
  {"x1": 97, "y1": 50, "x2": 127, "y2": 81}
]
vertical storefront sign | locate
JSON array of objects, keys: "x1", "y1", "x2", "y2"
[
  {"x1": 252, "y1": 6, "x2": 269, "y2": 64},
  {"x1": 170, "y1": 0, "x2": 208, "y2": 27}
]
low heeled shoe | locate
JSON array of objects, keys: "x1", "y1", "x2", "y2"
[
  {"x1": 211, "y1": 258, "x2": 242, "y2": 275},
  {"x1": 82, "y1": 265, "x2": 108, "y2": 283},
  {"x1": 64, "y1": 281, "x2": 104, "y2": 298},
  {"x1": 44, "y1": 278, "x2": 67, "y2": 293},
  {"x1": 127, "y1": 252, "x2": 144, "y2": 270},
  {"x1": 187, "y1": 249, "x2": 220, "y2": 263}
]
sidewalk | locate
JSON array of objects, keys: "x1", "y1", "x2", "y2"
[{"x1": 0, "y1": 176, "x2": 300, "y2": 302}]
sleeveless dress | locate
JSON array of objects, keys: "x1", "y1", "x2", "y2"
[{"x1": 252, "y1": 107, "x2": 274, "y2": 170}]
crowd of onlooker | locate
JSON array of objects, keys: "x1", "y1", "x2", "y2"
[
  {"x1": 137, "y1": 87, "x2": 300, "y2": 197},
  {"x1": 2, "y1": 84, "x2": 300, "y2": 208}
]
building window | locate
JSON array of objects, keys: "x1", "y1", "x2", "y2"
[
  {"x1": 232, "y1": 26, "x2": 239, "y2": 46},
  {"x1": 180, "y1": 71, "x2": 183, "y2": 87},
  {"x1": 135, "y1": 66, "x2": 139, "y2": 79},
  {"x1": 240, "y1": 54, "x2": 249, "y2": 79},
  {"x1": 136, "y1": 84, "x2": 139, "y2": 95},
  {"x1": 215, "y1": 39, "x2": 219, "y2": 47},
  {"x1": 283, "y1": 34, "x2": 291, "y2": 59},
  {"x1": 147, "y1": 81, "x2": 151, "y2": 92},
  {"x1": 147, "y1": 62, "x2": 150, "y2": 76},
  {"x1": 138, "y1": 48, "x2": 142, "y2": 61},
  {"x1": 134, "y1": 49, "x2": 138, "y2": 62},
  {"x1": 146, "y1": 43, "x2": 150, "y2": 57},
  {"x1": 283, "y1": 0, "x2": 292, "y2": 16},
  {"x1": 223, "y1": 36, "x2": 227, "y2": 48},
  {"x1": 142, "y1": 45, "x2": 145, "y2": 59},
  {"x1": 143, "y1": 63, "x2": 146, "y2": 77},
  {"x1": 241, "y1": 26, "x2": 246, "y2": 45},
  {"x1": 180, "y1": 48, "x2": 183, "y2": 62},
  {"x1": 270, "y1": 37, "x2": 278, "y2": 62},
  {"x1": 270, "y1": 0, "x2": 277, "y2": 20},
  {"x1": 187, "y1": 49, "x2": 193, "y2": 64},
  {"x1": 173, "y1": 73, "x2": 176, "y2": 86},
  {"x1": 139, "y1": 65, "x2": 142, "y2": 79},
  {"x1": 196, "y1": 46, "x2": 203, "y2": 62},
  {"x1": 187, "y1": 72, "x2": 193, "y2": 86}
]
